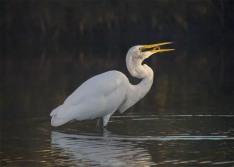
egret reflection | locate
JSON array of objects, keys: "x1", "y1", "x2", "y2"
[{"x1": 51, "y1": 130, "x2": 155, "y2": 166}]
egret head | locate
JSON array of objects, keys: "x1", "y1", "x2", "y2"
[
  {"x1": 126, "y1": 42, "x2": 174, "y2": 78},
  {"x1": 128, "y1": 42, "x2": 174, "y2": 61}
]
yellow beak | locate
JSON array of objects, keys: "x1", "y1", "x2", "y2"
[{"x1": 140, "y1": 42, "x2": 174, "y2": 53}]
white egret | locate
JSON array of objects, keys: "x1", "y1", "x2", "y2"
[{"x1": 50, "y1": 42, "x2": 174, "y2": 127}]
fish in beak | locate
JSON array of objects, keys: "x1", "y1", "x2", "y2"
[{"x1": 140, "y1": 42, "x2": 174, "y2": 54}]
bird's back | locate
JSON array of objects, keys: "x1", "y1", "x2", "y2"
[
  {"x1": 64, "y1": 70, "x2": 128, "y2": 106},
  {"x1": 50, "y1": 70, "x2": 129, "y2": 126}
]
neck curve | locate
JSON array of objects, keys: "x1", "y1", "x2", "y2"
[
  {"x1": 126, "y1": 51, "x2": 154, "y2": 80},
  {"x1": 118, "y1": 52, "x2": 154, "y2": 113}
]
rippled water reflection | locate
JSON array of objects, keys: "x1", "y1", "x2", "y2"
[
  {"x1": 52, "y1": 130, "x2": 154, "y2": 166},
  {"x1": 1, "y1": 114, "x2": 234, "y2": 166}
]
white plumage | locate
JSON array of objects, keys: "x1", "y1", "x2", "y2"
[{"x1": 50, "y1": 42, "x2": 174, "y2": 127}]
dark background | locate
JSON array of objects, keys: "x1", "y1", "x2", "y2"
[{"x1": 1, "y1": 0, "x2": 233, "y2": 117}]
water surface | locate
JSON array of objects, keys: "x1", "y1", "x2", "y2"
[{"x1": 1, "y1": 113, "x2": 234, "y2": 166}]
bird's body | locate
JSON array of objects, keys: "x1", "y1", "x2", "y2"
[{"x1": 50, "y1": 42, "x2": 173, "y2": 127}]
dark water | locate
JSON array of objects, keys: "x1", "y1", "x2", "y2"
[
  {"x1": 1, "y1": 43, "x2": 234, "y2": 166},
  {"x1": 1, "y1": 113, "x2": 234, "y2": 166}
]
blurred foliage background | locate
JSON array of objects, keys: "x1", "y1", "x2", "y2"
[
  {"x1": 2, "y1": 0, "x2": 233, "y2": 49},
  {"x1": 1, "y1": 0, "x2": 233, "y2": 116}
]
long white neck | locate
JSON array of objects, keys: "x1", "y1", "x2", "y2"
[
  {"x1": 119, "y1": 53, "x2": 154, "y2": 113},
  {"x1": 126, "y1": 53, "x2": 154, "y2": 98}
]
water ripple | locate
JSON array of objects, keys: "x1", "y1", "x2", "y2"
[{"x1": 51, "y1": 131, "x2": 155, "y2": 166}]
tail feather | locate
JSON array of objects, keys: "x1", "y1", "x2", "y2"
[
  {"x1": 50, "y1": 105, "x2": 63, "y2": 117},
  {"x1": 50, "y1": 103, "x2": 100, "y2": 127},
  {"x1": 50, "y1": 105, "x2": 76, "y2": 127}
]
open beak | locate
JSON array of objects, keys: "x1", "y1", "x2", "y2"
[{"x1": 140, "y1": 42, "x2": 174, "y2": 54}]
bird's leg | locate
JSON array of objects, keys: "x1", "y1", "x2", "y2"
[
  {"x1": 96, "y1": 118, "x2": 101, "y2": 128},
  {"x1": 103, "y1": 114, "x2": 112, "y2": 127}
]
